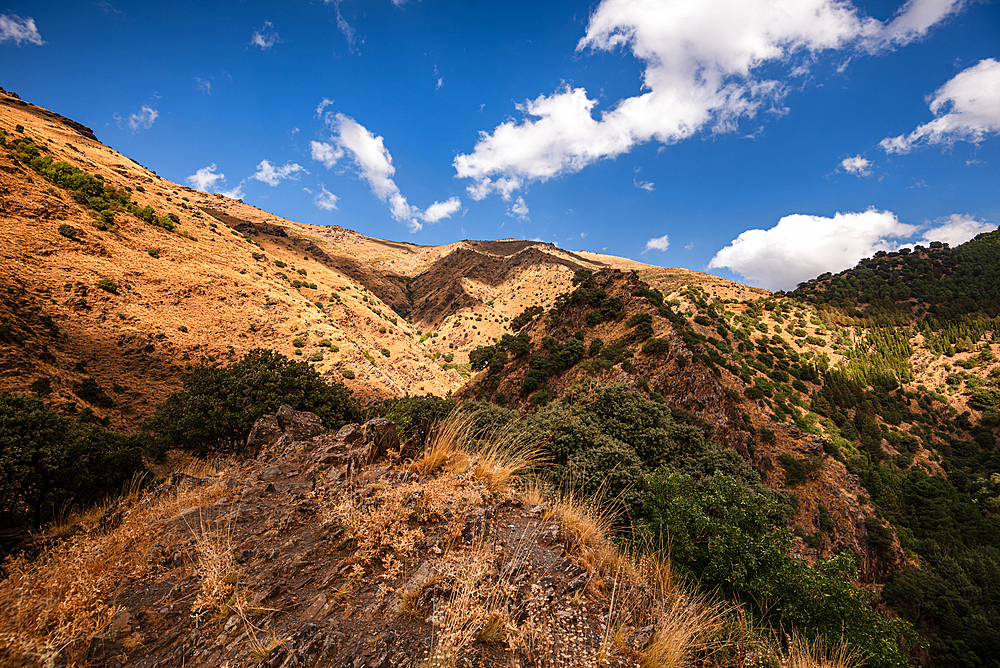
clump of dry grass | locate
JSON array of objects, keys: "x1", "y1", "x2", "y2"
[
  {"x1": 190, "y1": 517, "x2": 241, "y2": 614},
  {"x1": 543, "y1": 485, "x2": 621, "y2": 575},
  {"x1": 331, "y1": 473, "x2": 487, "y2": 581},
  {"x1": 776, "y1": 632, "x2": 866, "y2": 668},
  {"x1": 0, "y1": 459, "x2": 230, "y2": 667},
  {"x1": 411, "y1": 408, "x2": 543, "y2": 494}
]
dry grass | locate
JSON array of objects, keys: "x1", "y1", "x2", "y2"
[
  {"x1": 411, "y1": 407, "x2": 543, "y2": 494},
  {"x1": 777, "y1": 632, "x2": 866, "y2": 668},
  {"x1": 190, "y1": 516, "x2": 241, "y2": 614},
  {"x1": 543, "y1": 486, "x2": 620, "y2": 575},
  {"x1": 412, "y1": 410, "x2": 475, "y2": 476},
  {"x1": 0, "y1": 460, "x2": 229, "y2": 667}
]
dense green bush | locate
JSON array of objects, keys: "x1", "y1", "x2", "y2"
[
  {"x1": 640, "y1": 470, "x2": 914, "y2": 667},
  {"x1": 369, "y1": 394, "x2": 458, "y2": 442},
  {"x1": 143, "y1": 349, "x2": 359, "y2": 455},
  {"x1": 0, "y1": 392, "x2": 146, "y2": 529},
  {"x1": 524, "y1": 383, "x2": 762, "y2": 505}
]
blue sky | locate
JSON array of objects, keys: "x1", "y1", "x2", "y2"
[{"x1": 3, "y1": 0, "x2": 998, "y2": 290}]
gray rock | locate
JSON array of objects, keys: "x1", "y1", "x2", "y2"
[
  {"x1": 335, "y1": 423, "x2": 364, "y2": 444},
  {"x1": 276, "y1": 405, "x2": 326, "y2": 441},
  {"x1": 261, "y1": 466, "x2": 281, "y2": 481},
  {"x1": 246, "y1": 415, "x2": 282, "y2": 451},
  {"x1": 361, "y1": 418, "x2": 399, "y2": 464}
]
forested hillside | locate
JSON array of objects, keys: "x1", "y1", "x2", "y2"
[{"x1": 460, "y1": 257, "x2": 1000, "y2": 667}]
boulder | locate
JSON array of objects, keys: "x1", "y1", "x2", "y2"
[
  {"x1": 276, "y1": 405, "x2": 326, "y2": 441},
  {"x1": 361, "y1": 418, "x2": 399, "y2": 465},
  {"x1": 246, "y1": 415, "x2": 283, "y2": 451}
]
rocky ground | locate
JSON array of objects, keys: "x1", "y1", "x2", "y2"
[{"x1": 1, "y1": 407, "x2": 699, "y2": 668}]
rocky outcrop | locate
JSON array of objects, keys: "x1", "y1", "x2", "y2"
[{"x1": 65, "y1": 415, "x2": 658, "y2": 668}]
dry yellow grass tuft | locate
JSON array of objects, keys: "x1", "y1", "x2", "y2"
[
  {"x1": 543, "y1": 486, "x2": 620, "y2": 575},
  {"x1": 0, "y1": 461, "x2": 229, "y2": 666},
  {"x1": 777, "y1": 632, "x2": 866, "y2": 668}
]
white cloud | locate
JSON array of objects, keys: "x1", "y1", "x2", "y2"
[
  {"x1": 312, "y1": 112, "x2": 462, "y2": 231},
  {"x1": 436, "y1": 77, "x2": 444, "y2": 90},
  {"x1": 506, "y1": 196, "x2": 530, "y2": 221},
  {"x1": 644, "y1": 234, "x2": 670, "y2": 253},
  {"x1": 310, "y1": 141, "x2": 344, "y2": 169},
  {"x1": 708, "y1": 208, "x2": 918, "y2": 290},
  {"x1": 880, "y1": 58, "x2": 1000, "y2": 153},
  {"x1": 455, "y1": 0, "x2": 966, "y2": 198},
  {"x1": 0, "y1": 14, "x2": 43, "y2": 45},
  {"x1": 186, "y1": 164, "x2": 226, "y2": 192},
  {"x1": 327, "y1": 0, "x2": 356, "y2": 49},
  {"x1": 117, "y1": 105, "x2": 158, "y2": 132},
  {"x1": 251, "y1": 159, "x2": 307, "y2": 186},
  {"x1": 634, "y1": 179, "x2": 655, "y2": 191},
  {"x1": 421, "y1": 198, "x2": 463, "y2": 223},
  {"x1": 840, "y1": 155, "x2": 871, "y2": 176},
  {"x1": 917, "y1": 213, "x2": 996, "y2": 247},
  {"x1": 867, "y1": 0, "x2": 965, "y2": 50},
  {"x1": 250, "y1": 21, "x2": 278, "y2": 49},
  {"x1": 220, "y1": 184, "x2": 245, "y2": 200},
  {"x1": 314, "y1": 186, "x2": 339, "y2": 211},
  {"x1": 195, "y1": 77, "x2": 211, "y2": 94},
  {"x1": 315, "y1": 98, "x2": 335, "y2": 119}
]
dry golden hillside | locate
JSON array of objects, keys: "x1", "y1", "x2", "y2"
[{"x1": 0, "y1": 88, "x2": 750, "y2": 424}]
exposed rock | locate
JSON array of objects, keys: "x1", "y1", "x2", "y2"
[
  {"x1": 247, "y1": 414, "x2": 283, "y2": 451},
  {"x1": 361, "y1": 418, "x2": 399, "y2": 464},
  {"x1": 276, "y1": 405, "x2": 326, "y2": 441}
]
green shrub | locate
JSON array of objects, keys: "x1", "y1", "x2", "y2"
[
  {"x1": 640, "y1": 469, "x2": 914, "y2": 667},
  {"x1": 29, "y1": 377, "x2": 52, "y2": 396},
  {"x1": 380, "y1": 347, "x2": 390, "y2": 357},
  {"x1": 310, "y1": 351, "x2": 323, "y2": 362},
  {"x1": 143, "y1": 349, "x2": 359, "y2": 455},
  {"x1": 0, "y1": 392, "x2": 147, "y2": 529},
  {"x1": 147, "y1": 248, "x2": 160, "y2": 258},
  {"x1": 641, "y1": 337, "x2": 670, "y2": 355},
  {"x1": 178, "y1": 325, "x2": 188, "y2": 333},
  {"x1": 95, "y1": 278, "x2": 118, "y2": 294},
  {"x1": 58, "y1": 224, "x2": 78, "y2": 239},
  {"x1": 341, "y1": 369, "x2": 355, "y2": 380},
  {"x1": 370, "y1": 394, "x2": 458, "y2": 441},
  {"x1": 778, "y1": 453, "x2": 823, "y2": 486}
]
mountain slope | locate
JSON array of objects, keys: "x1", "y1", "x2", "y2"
[{"x1": 1, "y1": 88, "x2": 753, "y2": 423}]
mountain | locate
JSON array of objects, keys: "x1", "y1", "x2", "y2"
[
  {"x1": 0, "y1": 87, "x2": 721, "y2": 423},
  {"x1": 2, "y1": 91, "x2": 999, "y2": 667}
]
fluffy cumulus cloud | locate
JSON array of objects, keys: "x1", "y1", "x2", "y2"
[
  {"x1": 310, "y1": 141, "x2": 344, "y2": 169},
  {"x1": 250, "y1": 22, "x2": 279, "y2": 49},
  {"x1": 881, "y1": 58, "x2": 1000, "y2": 153},
  {"x1": 0, "y1": 13, "x2": 44, "y2": 45},
  {"x1": 251, "y1": 159, "x2": 307, "y2": 186},
  {"x1": 314, "y1": 186, "x2": 339, "y2": 211},
  {"x1": 840, "y1": 155, "x2": 871, "y2": 176},
  {"x1": 644, "y1": 234, "x2": 670, "y2": 252},
  {"x1": 506, "y1": 196, "x2": 529, "y2": 221},
  {"x1": 186, "y1": 164, "x2": 226, "y2": 192},
  {"x1": 312, "y1": 113, "x2": 461, "y2": 231},
  {"x1": 708, "y1": 208, "x2": 918, "y2": 290},
  {"x1": 455, "y1": 0, "x2": 965, "y2": 199},
  {"x1": 917, "y1": 213, "x2": 997, "y2": 246}
]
